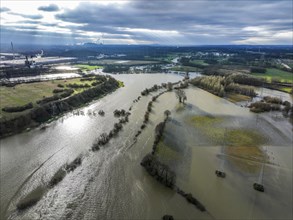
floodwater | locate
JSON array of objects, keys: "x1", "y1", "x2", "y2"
[
  {"x1": 55, "y1": 66, "x2": 79, "y2": 71},
  {"x1": 0, "y1": 73, "x2": 292, "y2": 220},
  {"x1": 4, "y1": 73, "x2": 81, "y2": 83},
  {"x1": 254, "y1": 87, "x2": 293, "y2": 103}
]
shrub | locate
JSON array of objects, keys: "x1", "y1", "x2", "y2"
[
  {"x1": 2, "y1": 102, "x2": 33, "y2": 113},
  {"x1": 249, "y1": 101, "x2": 281, "y2": 113},
  {"x1": 65, "y1": 156, "x2": 82, "y2": 172},
  {"x1": 263, "y1": 96, "x2": 282, "y2": 104},
  {"x1": 16, "y1": 186, "x2": 46, "y2": 210},
  {"x1": 48, "y1": 167, "x2": 66, "y2": 187},
  {"x1": 53, "y1": 89, "x2": 66, "y2": 93},
  {"x1": 250, "y1": 67, "x2": 266, "y2": 73}
]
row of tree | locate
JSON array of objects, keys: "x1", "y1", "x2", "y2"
[
  {"x1": 2, "y1": 102, "x2": 33, "y2": 113},
  {"x1": 190, "y1": 75, "x2": 257, "y2": 97}
]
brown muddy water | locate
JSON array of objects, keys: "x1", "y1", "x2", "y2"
[{"x1": 0, "y1": 74, "x2": 292, "y2": 219}]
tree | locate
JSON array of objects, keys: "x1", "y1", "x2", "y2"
[
  {"x1": 164, "y1": 110, "x2": 171, "y2": 118},
  {"x1": 167, "y1": 82, "x2": 173, "y2": 91},
  {"x1": 175, "y1": 89, "x2": 187, "y2": 103}
]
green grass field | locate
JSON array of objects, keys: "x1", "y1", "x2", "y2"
[
  {"x1": 251, "y1": 68, "x2": 293, "y2": 83},
  {"x1": 190, "y1": 60, "x2": 209, "y2": 66},
  {"x1": 0, "y1": 77, "x2": 100, "y2": 118},
  {"x1": 75, "y1": 64, "x2": 103, "y2": 71}
]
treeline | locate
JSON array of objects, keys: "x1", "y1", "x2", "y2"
[
  {"x1": 225, "y1": 83, "x2": 256, "y2": 97},
  {"x1": 141, "y1": 84, "x2": 160, "y2": 96},
  {"x1": 92, "y1": 110, "x2": 130, "y2": 151},
  {"x1": 190, "y1": 75, "x2": 257, "y2": 97},
  {"x1": 228, "y1": 73, "x2": 264, "y2": 86},
  {"x1": 36, "y1": 89, "x2": 74, "y2": 105},
  {"x1": 67, "y1": 83, "x2": 91, "y2": 88},
  {"x1": 202, "y1": 66, "x2": 265, "y2": 86},
  {"x1": 139, "y1": 112, "x2": 206, "y2": 212},
  {"x1": 0, "y1": 76, "x2": 120, "y2": 138},
  {"x1": 141, "y1": 154, "x2": 176, "y2": 188},
  {"x1": 250, "y1": 67, "x2": 266, "y2": 73},
  {"x1": 103, "y1": 65, "x2": 130, "y2": 73},
  {"x1": 2, "y1": 102, "x2": 33, "y2": 113},
  {"x1": 249, "y1": 96, "x2": 292, "y2": 114}
]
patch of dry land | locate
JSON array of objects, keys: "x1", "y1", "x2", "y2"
[{"x1": 0, "y1": 76, "x2": 101, "y2": 119}]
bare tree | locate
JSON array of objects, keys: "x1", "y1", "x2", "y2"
[{"x1": 175, "y1": 89, "x2": 187, "y2": 103}]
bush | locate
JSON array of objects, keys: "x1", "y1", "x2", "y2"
[
  {"x1": 114, "y1": 109, "x2": 126, "y2": 117},
  {"x1": 251, "y1": 67, "x2": 266, "y2": 73},
  {"x1": 53, "y1": 88, "x2": 66, "y2": 93},
  {"x1": 263, "y1": 96, "x2": 282, "y2": 104},
  {"x1": 48, "y1": 167, "x2": 66, "y2": 187},
  {"x1": 16, "y1": 186, "x2": 46, "y2": 210},
  {"x1": 2, "y1": 102, "x2": 33, "y2": 113},
  {"x1": 249, "y1": 101, "x2": 281, "y2": 113},
  {"x1": 67, "y1": 83, "x2": 91, "y2": 89}
]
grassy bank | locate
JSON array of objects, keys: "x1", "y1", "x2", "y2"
[
  {"x1": 0, "y1": 77, "x2": 102, "y2": 119},
  {"x1": 75, "y1": 64, "x2": 103, "y2": 71},
  {"x1": 251, "y1": 68, "x2": 293, "y2": 83},
  {"x1": 0, "y1": 76, "x2": 120, "y2": 138}
]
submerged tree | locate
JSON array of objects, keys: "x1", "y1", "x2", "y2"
[
  {"x1": 167, "y1": 82, "x2": 173, "y2": 91},
  {"x1": 164, "y1": 110, "x2": 171, "y2": 119},
  {"x1": 175, "y1": 89, "x2": 187, "y2": 103}
]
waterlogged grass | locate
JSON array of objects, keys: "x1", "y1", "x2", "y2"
[
  {"x1": 191, "y1": 115, "x2": 223, "y2": 126},
  {"x1": 226, "y1": 93, "x2": 252, "y2": 103},
  {"x1": 156, "y1": 140, "x2": 181, "y2": 163},
  {"x1": 226, "y1": 129, "x2": 265, "y2": 147},
  {"x1": 190, "y1": 115, "x2": 225, "y2": 143},
  {"x1": 189, "y1": 115, "x2": 268, "y2": 173}
]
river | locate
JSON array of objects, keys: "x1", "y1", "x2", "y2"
[{"x1": 0, "y1": 73, "x2": 292, "y2": 219}]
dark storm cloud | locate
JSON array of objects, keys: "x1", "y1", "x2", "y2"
[
  {"x1": 8, "y1": 12, "x2": 43, "y2": 19},
  {"x1": 55, "y1": 0, "x2": 291, "y2": 30},
  {"x1": 2, "y1": 0, "x2": 292, "y2": 45},
  {"x1": 53, "y1": 0, "x2": 292, "y2": 44},
  {"x1": 0, "y1": 7, "x2": 10, "y2": 13},
  {"x1": 38, "y1": 4, "x2": 59, "y2": 12}
]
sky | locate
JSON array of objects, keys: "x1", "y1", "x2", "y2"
[{"x1": 0, "y1": 0, "x2": 292, "y2": 45}]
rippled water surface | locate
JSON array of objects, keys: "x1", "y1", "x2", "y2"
[{"x1": 0, "y1": 73, "x2": 292, "y2": 220}]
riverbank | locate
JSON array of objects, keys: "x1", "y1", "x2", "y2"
[{"x1": 0, "y1": 76, "x2": 120, "y2": 138}]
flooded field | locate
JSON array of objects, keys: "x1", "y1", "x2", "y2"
[
  {"x1": 0, "y1": 74, "x2": 292, "y2": 219},
  {"x1": 4, "y1": 73, "x2": 81, "y2": 83}
]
